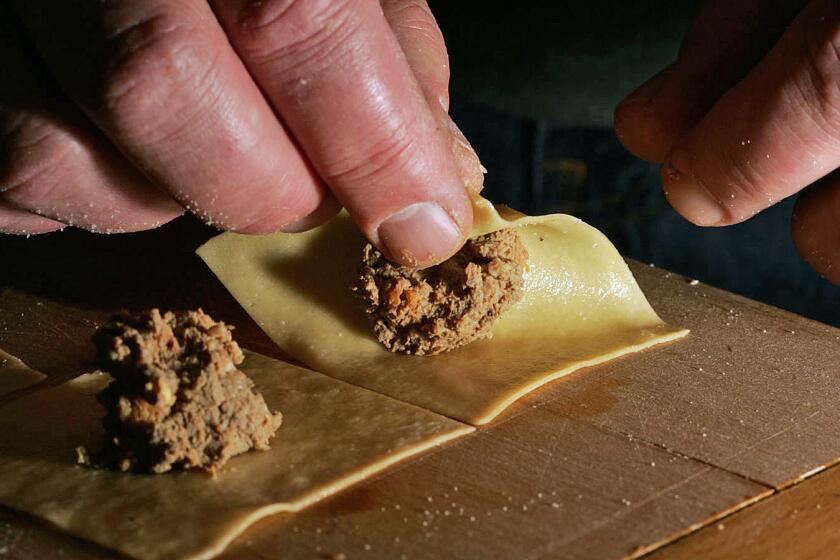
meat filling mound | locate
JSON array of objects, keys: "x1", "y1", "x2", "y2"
[
  {"x1": 78, "y1": 309, "x2": 282, "y2": 474},
  {"x1": 354, "y1": 229, "x2": 528, "y2": 355}
]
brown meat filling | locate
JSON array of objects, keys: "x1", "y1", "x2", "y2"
[
  {"x1": 78, "y1": 309, "x2": 282, "y2": 475},
  {"x1": 354, "y1": 229, "x2": 528, "y2": 355}
]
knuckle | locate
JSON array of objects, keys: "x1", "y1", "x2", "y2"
[
  {"x1": 233, "y1": 0, "x2": 359, "y2": 74},
  {"x1": 325, "y1": 126, "x2": 418, "y2": 186},
  {"x1": 98, "y1": 12, "x2": 220, "y2": 145}
]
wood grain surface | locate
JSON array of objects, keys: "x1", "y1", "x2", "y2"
[
  {"x1": 1, "y1": 219, "x2": 839, "y2": 559},
  {"x1": 649, "y1": 463, "x2": 840, "y2": 559}
]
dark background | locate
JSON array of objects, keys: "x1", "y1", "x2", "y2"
[
  {"x1": 430, "y1": 0, "x2": 840, "y2": 326},
  {"x1": 2, "y1": 1, "x2": 838, "y2": 328}
]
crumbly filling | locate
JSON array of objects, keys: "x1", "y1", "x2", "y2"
[
  {"x1": 353, "y1": 229, "x2": 528, "y2": 355},
  {"x1": 78, "y1": 309, "x2": 282, "y2": 475}
]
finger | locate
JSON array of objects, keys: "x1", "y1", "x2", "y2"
[
  {"x1": 381, "y1": 0, "x2": 485, "y2": 193},
  {"x1": 615, "y1": 0, "x2": 803, "y2": 162},
  {"x1": 279, "y1": 192, "x2": 342, "y2": 233},
  {"x1": 1, "y1": 105, "x2": 183, "y2": 233},
  {"x1": 212, "y1": 0, "x2": 473, "y2": 267},
  {"x1": 0, "y1": 200, "x2": 65, "y2": 235},
  {"x1": 12, "y1": 0, "x2": 328, "y2": 234},
  {"x1": 0, "y1": 4, "x2": 182, "y2": 233},
  {"x1": 792, "y1": 174, "x2": 840, "y2": 284},
  {"x1": 661, "y1": 0, "x2": 840, "y2": 227},
  {"x1": 381, "y1": 0, "x2": 449, "y2": 109}
]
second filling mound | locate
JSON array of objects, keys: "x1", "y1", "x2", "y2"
[{"x1": 79, "y1": 309, "x2": 282, "y2": 474}]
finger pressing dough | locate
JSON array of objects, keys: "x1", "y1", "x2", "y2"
[
  {"x1": 0, "y1": 351, "x2": 473, "y2": 560},
  {"x1": 0, "y1": 348, "x2": 45, "y2": 396},
  {"x1": 197, "y1": 197, "x2": 688, "y2": 425}
]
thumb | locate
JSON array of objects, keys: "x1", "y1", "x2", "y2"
[{"x1": 212, "y1": 0, "x2": 474, "y2": 267}]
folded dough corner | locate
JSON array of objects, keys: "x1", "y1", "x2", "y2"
[{"x1": 197, "y1": 197, "x2": 688, "y2": 425}]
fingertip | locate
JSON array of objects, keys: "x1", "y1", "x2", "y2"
[
  {"x1": 55, "y1": 198, "x2": 185, "y2": 233},
  {"x1": 376, "y1": 201, "x2": 469, "y2": 268},
  {"x1": 618, "y1": 97, "x2": 697, "y2": 165},
  {"x1": 615, "y1": 68, "x2": 675, "y2": 163},
  {"x1": 279, "y1": 194, "x2": 343, "y2": 233},
  {"x1": 1, "y1": 221, "x2": 66, "y2": 236},
  {"x1": 615, "y1": 99, "x2": 662, "y2": 163},
  {"x1": 0, "y1": 202, "x2": 66, "y2": 235},
  {"x1": 198, "y1": 171, "x2": 329, "y2": 235},
  {"x1": 660, "y1": 161, "x2": 727, "y2": 227},
  {"x1": 225, "y1": 210, "x2": 294, "y2": 235},
  {"x1": 85, "y1": 206, "x2": 185, "y2": 234},
  {"x1": 225, "y1": 207, "x2": 316, "y2": 235},
  {"x1": 791, "y1": 182, "x2": 840, "y2": 285}
]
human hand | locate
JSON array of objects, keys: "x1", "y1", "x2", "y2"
[
  {"x1": 615, "y1": 0, "x2": 840, "y2": 283},
  {"x1": 0, "y1": 0, "x2": 482, "y2": 267}
]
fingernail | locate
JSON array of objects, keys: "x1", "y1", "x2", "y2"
[
  {"x1": 378, "y1": 202, "x2": 463, "y2": 267},
  {"x1": 662, "y1": 164, "x2": 725, "y2": 226}
]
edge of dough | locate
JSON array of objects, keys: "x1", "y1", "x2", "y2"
[
  {"x1": 472, "y1": 326, "x2": 689, "y2": 425},
  {"x1": 0, "y1": 348, "x2": 47, "y2": 397},
  {"x1": 196, "y1": 197, "x2": 689, "y2": 425},
  {"x1": 185, "y1": 424, "x2": 473, "y2": 560}
]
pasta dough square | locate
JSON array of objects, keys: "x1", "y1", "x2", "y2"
[
  {"x1": 0, "y1": 351, "x2": 473, "y2": 560},
  {"x1": 197, "y1": 198, "x2": 688, "y2": 425},
  {"x1": 0, "y1": 348, "x2": 45, "y2": 396}
]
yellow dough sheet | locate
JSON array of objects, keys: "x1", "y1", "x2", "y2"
[
  {"x1": 0, "y1": 351, "x2": 473, "y2": 560},
  {"x1": 197, "y1": 198, "x2": 688, "y2": 426},
  {"x1": 0, "y1": 348, "x2": 45, "y2": 396}
]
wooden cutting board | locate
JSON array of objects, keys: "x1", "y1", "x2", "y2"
[{"x1": 1, "y1": 219, "x2": 839, "y2": 559}]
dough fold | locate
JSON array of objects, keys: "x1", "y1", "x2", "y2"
[{"x1": 197, "y1": 197, "x2": 688, "y2": 425}]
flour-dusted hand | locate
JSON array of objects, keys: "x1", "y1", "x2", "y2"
[
  {"x1": 0, "y1": 1, "x2": 481, "y2": 267},
  {"x1": 615, "y1": 0, "x2": 840, "y2": 283}
]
